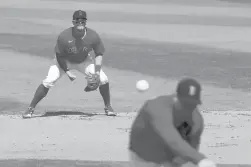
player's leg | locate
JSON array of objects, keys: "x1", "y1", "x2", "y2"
[
  {"x1": 22, "y1": 63, "x2": 63, "y2": 118},
  {"x1": 78, "y1": 63, "x2": 116, "y2": 116}
]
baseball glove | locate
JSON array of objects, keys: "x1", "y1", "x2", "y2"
[{"x1": 84, "y1": 73, "x2": 100, "y2": 92}]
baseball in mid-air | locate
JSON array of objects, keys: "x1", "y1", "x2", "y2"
[{"x1": 136, "y1": 80, "x2": 149, "y2": 92}]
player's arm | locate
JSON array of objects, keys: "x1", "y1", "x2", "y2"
[
  {"x1": 147, "y1": 100, "x2": 206, "y2": 165},
  {"x1": 188, "y1": 110, "x2": 204, "y2": 150},
  {"x1": 92, "y1": 33, "x2": 105, "y2": 74},
  {"x1": 55, "y1": 37, "x2": 69, "y2": 72}
]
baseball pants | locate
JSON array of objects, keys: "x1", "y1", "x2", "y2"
[{"x1": 42, "y1": 56, "x2": 108, "y2": 88}]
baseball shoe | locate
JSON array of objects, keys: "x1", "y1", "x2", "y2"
[
  {"x1": 22, "y1": 107, "x2": 34, "y2": 119},
  {"x1": 105, "y1": 105, "x2": 117, "y2": 116}
]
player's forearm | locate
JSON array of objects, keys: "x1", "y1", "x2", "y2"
[
  {"x1": 154, "y1": 121, "x2": 206, "y2": 164},
  {"x1": 95, "y1": 55, "x2": 103, "y2": 73},
  {"x1": 164, "y1": 135, "x2": 205, "y2": 164},
  {"x1": 172, "y1": 137, "x2": 201, "y2": 166},
  {"x1": 189, "y1": 137, "x2": 201, "y2": 150},
  {"x1": 56, "y1": 54, "x2": 69, "y2": 72},
  {"x1": 189, "y1": 112, "x2": 204, "y2": 151}
]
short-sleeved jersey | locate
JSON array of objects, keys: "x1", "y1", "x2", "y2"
[
  {"x1": 129, "y1": 95, "x2": 203, "y2": 164},
  {"x1": 55, "y1": 27, "x2": 105, "y2": 64}
]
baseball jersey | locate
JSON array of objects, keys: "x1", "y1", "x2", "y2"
[
  {"x1": 55, "y1": 27, "x2": 105, "y2": 64},
  {"x1": 129, "y1": 95, "x2": 204, "y2": 164}
]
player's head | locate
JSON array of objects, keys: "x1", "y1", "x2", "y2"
[
  {"x1": 176, "y1": 78, "x2": 202, "y2": 111},
  {"x1": 72, "y1": 10, "x2": 87, "y2": 36}
]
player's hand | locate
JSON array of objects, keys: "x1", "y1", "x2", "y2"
[
  {"x1": 66, "y1": 71, "x2": 76, "y2": 81},
  {"x1": 198, "y1": 159, "x2": 217, "y2": 167}
]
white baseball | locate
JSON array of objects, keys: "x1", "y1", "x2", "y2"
[{"x1": 136, "y1": 80, "x2": 149, "y2": 92}]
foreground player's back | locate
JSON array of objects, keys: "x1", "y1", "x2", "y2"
[{"x1": 129, "y1": 95, "x2": 175, "y2": 162}]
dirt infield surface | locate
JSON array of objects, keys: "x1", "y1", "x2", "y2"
[
  {"x1": 0, "y1": 160, "x2": 250, "y2": 167},
  {"x1": 1, "y1": 0, "x2": 251, "y2": 166}
]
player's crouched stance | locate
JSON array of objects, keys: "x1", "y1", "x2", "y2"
[
  {"x1": 22, "y1": 10, "x2": 116, "y2": 118},
  {"x1": 129, "y1": 78, "x2": 217, "y2": 167}
]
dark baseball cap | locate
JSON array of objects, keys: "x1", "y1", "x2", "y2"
[
  {"x1": 73, "y1": 10, "x2": 87, "y2": 20},
  {"x1": 176, "y1": 78, "x2": 202, "y2": 105}
]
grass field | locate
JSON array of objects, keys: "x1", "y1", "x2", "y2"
[{"x1": 1, "y1": 0, "x2": 251, "y2": 166}]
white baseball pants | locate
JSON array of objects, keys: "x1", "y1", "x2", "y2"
[{"x1": 42, "y1": 57, "x2": 108, "y2": 88}]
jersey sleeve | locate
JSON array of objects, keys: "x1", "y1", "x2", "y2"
[
  {"x1": 92, "y1": 33, "x2": 105, "y2": 56},
  {"x1": 55, "y1": 35, "x2": 65, "y2": 55}
]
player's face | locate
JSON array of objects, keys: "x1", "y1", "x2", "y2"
[{"x1": 72, "y1": 19, "x2": 87, "y2": 36}]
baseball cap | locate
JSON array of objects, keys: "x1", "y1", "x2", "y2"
[
  {"x1": 176, "y1": 78, "x2": 202, "y2": 105},
  {"x1": 73, "y1": 10, "x2": 87, "y2": 20}
]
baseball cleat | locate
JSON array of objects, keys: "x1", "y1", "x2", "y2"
[
  {"x1": 104, "y1": 105, "x2": 117, "y2": 116},
  {"x1": 22, "y1": 107, "x2": 35, "y2": 119}
]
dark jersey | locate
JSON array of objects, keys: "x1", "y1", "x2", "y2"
[
  {"x1": 55, "y1": 27, "x2": 105, "y2": 64},
  {"x1": 129, "y1": 95, "x2": 204, "y2": 164}
]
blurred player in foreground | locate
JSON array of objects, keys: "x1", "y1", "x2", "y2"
[
  {"x1": 129, "y1": 78, "x2": 217, "y2": 167},
  {"x1": 22, "y1": 10, "x2": 116, "y2": 118}
]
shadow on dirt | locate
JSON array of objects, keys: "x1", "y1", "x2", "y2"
[
  {"x1": 0, "y1": 159, "x2": 247, "y2": 167},
  {"x1": 0, "y1": 97, "x2": 102, "y2": 117},
  {"x1": 39, "y1": 111, "x2": 100, "y2": 117}
]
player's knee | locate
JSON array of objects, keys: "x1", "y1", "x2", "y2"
[
  {"x1": 100, "y1": 73, "x2": 108, "y2": 85},
  {"x1": 42, "y1": 65, "x2": 61, "y2": 88},
  {"x1": 85, "y1": 64, "x2": 95, "y2": 75},
  {"x1": 42, "y1": 75, "x2": 60, "y2": 88},
  {"x1": 42, "y1": 76, "x2": 59, "y2": 88},
  {"x1": 42, "y1": 78, "x2": 57, "y2": 88}
]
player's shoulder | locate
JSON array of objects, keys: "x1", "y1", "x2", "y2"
[
  {"x1": 148, "y1": 94, "x2": 174, "y2": 106},
  {"x1": 86, "y1": 27, "x2": 98, "y2": 35},
  {"x1": 86, "y1": 27, "x2": 100, "y2": 39},
  {"x1": 145, "y1": 95, "x2": 174, "y2": 114},
  {"x1": 57, "y1": 27, "x2": 72, "y2": 40}
]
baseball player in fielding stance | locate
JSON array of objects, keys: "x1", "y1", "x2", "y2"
[
  {"x1": 22, "y1": 10, "x2": 116, "y2": 118},
  {"x1": 129, "y1": 78, "x2": 217, "y2": 167}
]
